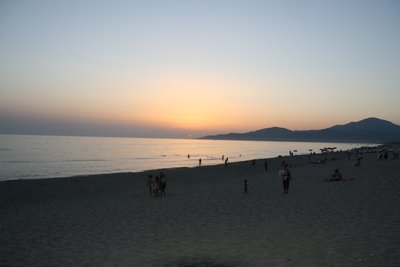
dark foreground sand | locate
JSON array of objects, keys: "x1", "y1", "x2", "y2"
[{"x1": 1, "y1": 146, "x2": 399, "y2": 267}]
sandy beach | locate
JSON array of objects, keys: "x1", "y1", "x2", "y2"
[{"x1": 1, "y1": 146, "x2": 399, "y2": 266}]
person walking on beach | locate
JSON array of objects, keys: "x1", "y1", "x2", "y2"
[
  {"x1": 199, "y1": 158, "x2": 202, "y2": 166},
  {"x1": 355, "y1": 155, "x2": 362, "y2": 167},
  {"x1": 244, "y1": 179, "x2": 248, "y2": 194},
  {"x1": 147, "y1": 175, "x2": 153, "y2": 197},
  {"x1": 264, "y1": 160, "x2": 268, "y2": 172},
  {"x1": 279, "y1": 166, "x2": 291, "y2": 194},
  {"x1": 225, "y1": 157, "x2": 229, "y2": 167},
  {"x1": 159, "y1": 172, "x2": 166, "y2": 196},
  {"x1": 153, "y1": 176, "x2": 160, "y2": 197},
  {"x1": 286, "y1": 168, "x2": 292, "y2": 193}
]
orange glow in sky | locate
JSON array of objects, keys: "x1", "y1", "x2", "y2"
[{"x1": 1, "y1": 1, "x2": 399, "y2": 138}]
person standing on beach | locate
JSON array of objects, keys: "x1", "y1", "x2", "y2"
[
  {"x1": 147, "y1": 175, "x2": 153, "y2": 197},
  {"x1": 225, "y1": 157, "x2": 229, "y2": 167},
  {"x1": 251, "y1": 159, "x2": 256, "y2": 167},
  {"x1": 159, "y1": 172, "x2": 166, "y2": 196},
  {"x1": 264, "y1": 160, "x2": 268, "y2": 172},
  {"x1": 244, "y1": 179, "x2": 248, "y2": 194},
  {"x1": 279, "y1": 167, "x2": 291, "y2": 194},
  {"x1": 199, "y1": 158, "x2": 202, "y2": 166},
  {"x1": 153, "y1": 176, "x2": 160, "y2": 197}
]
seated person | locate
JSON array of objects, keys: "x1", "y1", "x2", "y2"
[{"x1": 329, "y1": 169, "x2": 343, "y2": 181}]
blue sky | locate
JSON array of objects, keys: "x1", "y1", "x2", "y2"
[{"x1": 1, "y1": 0, "x2": 399, "y2": 138}]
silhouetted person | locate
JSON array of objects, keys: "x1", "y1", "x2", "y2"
[
  {"x1": 329, "y1": 169, "x2": 343, "y2": 181},
  {"x1": 251, "y1": 159, "x2": 256, "y2": 167},
  {"x1": 199, "y1": 158, "x2": 202, "y2": 166},
  {"x1": 279, "y1": 166, "x2": 291, "y2": 194},
  {"x1": 244, "y1": 179, "x2": 248, "y2": 194},
  {"x1": 159, "y1": 172, "x2": 166, "y2": 196},
  {"x1": 225, "y1": 157, "x2": 229, "y2": 167},
  {"x1": 383, "y1": 151, "x2": 388, "y2": 160},
  {"x1": 355, "y1": 155, "x2": 363, "y2": 167},
  {"x1": 153, "y1": 176, "x2": 160, "y2": 197},
  {"x1": 264, "y1": 160, "x2": 268, "y2": 171},
  {"x1": 147, "y1": 175, "x2": 153, "y2": 197},
  {"x1": 286, "y1": 168, "x2": 292, "y2": 192}
]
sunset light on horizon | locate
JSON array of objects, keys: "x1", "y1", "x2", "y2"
[{"x1": 1, "y1": 0, "x2": 399, "y2": 138}]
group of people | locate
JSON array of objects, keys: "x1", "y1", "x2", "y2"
[
  {"x1": 196, "y1": 155, "x2": 229, "y2": 167},
  {"x1": 147, "y1": 172, "x2": 166, "y2": 197},
  {"x1": 377, "y1": 150, "x2": 398, "y2": 160},
  {"x1": 242, "y1": 166, "x2": 344, "y2": 194},
  {"x1": 149, "y1": 156, "x2": 349, "y2": 197},
  {"x1": 243, "y1": 161, "x2": 292, "y2": 195}
]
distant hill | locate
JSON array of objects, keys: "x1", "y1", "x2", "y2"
[{"x1": 200, "y1": 118, "x2": 400, "y2": 143}]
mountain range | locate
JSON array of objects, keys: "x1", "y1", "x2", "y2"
[{"x1": 200, "y1": 118, "x2": 400, "y2": 143}]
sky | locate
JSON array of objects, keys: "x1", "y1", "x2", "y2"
[{"x1": 1, "y1": 0, "x2": 399, "y2": 138}]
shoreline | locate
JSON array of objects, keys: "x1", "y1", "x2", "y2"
[
  {"x1": 0, "y1": 143, "x2": 386, "y2": 184},
  {"x1": 0, "y1": 134, "x2": 382, "y2": 182}
]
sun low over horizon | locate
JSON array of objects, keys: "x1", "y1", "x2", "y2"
[{"x1": 1, "y1": 1, "x2": 400, "y2": 138}]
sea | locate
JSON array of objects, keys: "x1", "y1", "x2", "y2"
[{"x1": 0, "y1": 134, "x2": 376, "y2": 181}]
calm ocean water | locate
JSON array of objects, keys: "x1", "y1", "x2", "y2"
[{"x1": 0, "y1": 134, "x2": 374, "y2": 181}]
